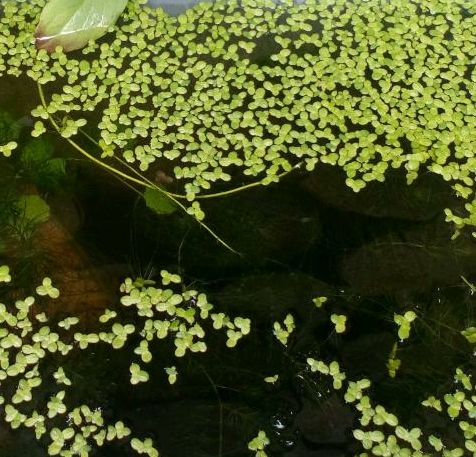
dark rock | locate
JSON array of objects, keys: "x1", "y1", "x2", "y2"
[
  {"x1": 295, "y1": 395, "x2": 353, "y2": 445},
  {"x1": 302, "y1": 164, "x2": 454, "y2": 222},
  {"x1": 211, "y1": 272, "x2": 332, "y2": 321},
  {"x1": 340, "y1": 217, "x2": 476, "y2": 294}
]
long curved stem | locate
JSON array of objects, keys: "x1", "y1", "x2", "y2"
[
  {"x1": 76, "y1": 123, "x2": 302, "y2": 201},
  {"x1": 37, "y1": 82, "x2": 239, "y2": 254},
  {"x1": 38, "y1": 83, "x2": 155, "y2": 190},
  {"x1": 196, "y1": 163, "x2": 303, "y2": 199}
]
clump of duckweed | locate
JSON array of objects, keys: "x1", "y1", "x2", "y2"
[
  {"x1": 0, "y1": 0, "x2": 475, "y2": 233},
  {"x1": 0, "y1": 265, "x2": 249, "y2": 455}
]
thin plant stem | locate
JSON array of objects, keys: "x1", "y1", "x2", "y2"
[
  {"x1": 201, "y1": 367, "x2": 224, "y2": 457},
  {"x1": 76, "y1": 123, "x2": 302, "y2": 201},
  {"x1": 37, "y1": 82, "x2": 240, "y2": 254}
]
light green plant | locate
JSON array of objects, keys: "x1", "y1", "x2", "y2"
[
  {"x1": 1, "y1": 0, "x2": 476, "y2": 236},
  {"x1": 273, "y1": 313, "x2": 295, "y2": 346},
  {"x1": 0, "y1": 265, "x2": 250, "y2": 456},
  {"x1": 331, "y1": 313, "x2": 347, "y2": 334},
  {"x1": 394, "y1": 311, "x2": 417, "y2": 342},
  {"x1": 248, "y1": 430, "x2": 270, "y2": 457},
  {"x1": 0, "y1": 141, "x2": 18, "y2": 157}
]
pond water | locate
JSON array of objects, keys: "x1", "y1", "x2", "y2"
[{"x1": 0, "y1": 1, "x2": 475, "y2": 457}]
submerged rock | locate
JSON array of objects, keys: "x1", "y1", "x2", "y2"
[
  {"x1": 340, "y1": 217, "x2": 476, "y2": 295},
  {"x1": 295, "y1": 395, "x2": 353, "y2": 446},
  {"x1": 211, "y1": 272, "x2": 332, "y2": 320},
  {"x1": 302, "y1": 164, "x2": 454, "y2": 221}
]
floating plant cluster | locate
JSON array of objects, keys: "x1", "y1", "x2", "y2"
[
  {"x1": 0, "y1": 265, "x2": 249, "y2": 456},
  {"x1": 307, "y1": 356, "x2": 476, "y2": 457},
  {"x1": 303, "y1": 303, "x2": 476, "y2": 457},
  {"x1": 0, "y1": 0, "x2": 475, "y2": 233}
]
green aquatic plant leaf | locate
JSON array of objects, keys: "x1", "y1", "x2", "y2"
[
  {"x1": 130, "y1": 437, "x2": 159, "y2": 457},
  {"x1": 248, "y1": 430, "x2": 270, "y2": 452},
  {"x1": 21, "y1": 138, "x2": 53, "y2": 164},
  {"x1": 20, "y1": 138, "x2": 66, "y2": 189},
  {"x1": 0, "y1": 265, "x2": 11, "y2": 283},
  {"x1": 15, "y1": 195, "x2": 50, "y2": 226},
  {"x1": 461, "y1": 327, "x2": 476, "y2": 344},
  {"x1": 312, "y1": 296, "x2": 327, "y2": 308},
  {"x1": 394, "y1": 311, "x2": 417, "y2": 341},
  {"x1": 331, "y1": 314, "x2": 347, "y2": 333},
  {"x1": 36, "y1": 277, "x2": 59, "y2": 299},
  {"x1": 422, "y1": 396, "x2": 442, "y2": 412},
  {"x1": 47, "y1": 391, "x2": 67, "y2": 418},
  {"x1": 387, "y1": 343, "x2": 401, "y2": 378},
  {"x1": 144, "y1": 188, "x2": 177, "y2": 215},
  {"x1": 165, "y1": 366, "x2": 177, "y2": 385},
  {"x1": 0, "y1": 141, "x2": 18, "y2": 157},
  {"x1": 35, "y1": 0, "x2": 129, "y2": 53},
  {"x1": 264, "y1": 375, "x2": 279, "y2": 384},
  {"x1": 129, "y1": 363, "x2": 149, "y2": 385},
  {"x1": 58, "y1": 317, "x2": 79, "y2": 330},
  {"x1": 53, "y1": 367, "x2": 72, "y2": 386},
  {"x1": 273, "y1": 314, "x2": 295, "y2": 346}
]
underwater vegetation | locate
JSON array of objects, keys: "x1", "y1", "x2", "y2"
[{"x1": 0, "y1": 0, "x2": 475, "y2": 456}]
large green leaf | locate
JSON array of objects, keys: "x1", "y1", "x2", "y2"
[
  {"x1": 35, "y1": 0, "x2": 129, "y2": 53},
  {"x1": 144, "y1": 188, "x2": 177, "y2": 215}
]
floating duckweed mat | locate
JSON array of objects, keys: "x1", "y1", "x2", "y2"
[{"x1": 0, "y1": 0, "x2": 475, "y2": 232}]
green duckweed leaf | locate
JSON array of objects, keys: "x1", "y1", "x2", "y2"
[
  {"x1": 331, "y1": 314, "x2": 347, "y2": 333},
  {"x1": 35, "y1": 0, "x2": 129, "y2": 53},
  {"x1": 248, "y1": 430, "x2": 270, "y2": 451},
  {"x1": 461, "y1": 327, "x2": 476, "y2": 344},
  {"x1": 165, "y1": 366, "x2": 177, "y2": 385},
  {"x1": 36, "y1": 277, "x2": 59, "y2": 299},
  {"x1": 130, "y1": 437, "x2": 158, "y2": 457},
  {"x1": 264, "y1": 374, "x2": 279, "y2": 384},
  {"x1": 53, "y1": 367, "x2": 72, "y2": 386},
  {"x1": 58, "y1": 317, "x2": 79, "y2": 330},
  {"x1": 0, "y1": 141, "x2": 18, "y2": 157},
  {"x1": 0, "y1": 265, "x2": 11, "y2": 283},
  {"x1": 129, "y1": 363, "x2": 149, "y2": 385},
  {"x1": 47, "y1": 391, "x2": 67, "y2": 418},
  {"x1": 312, "y1": 296, "x2": 327, "y2": 308}
]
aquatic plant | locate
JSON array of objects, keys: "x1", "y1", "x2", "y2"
[
  {"x1": 0, "y1": 0, "x2": 475, "y2": 236},
  {"x1": 248, "y1": 430, "x2": 270, "y2": 457},
  {"x1": 0, "y1": 264, "x2": 250, "y2": 456},
  {"x1": 260, "y1": 294, "x2": 476, "y2": 456}
]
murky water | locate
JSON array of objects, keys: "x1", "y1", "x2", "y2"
[{"x1": 1, "y1": 1, "x2": 475, "y2": 457}]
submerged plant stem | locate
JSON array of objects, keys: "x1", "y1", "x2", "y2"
[{"x1": 37, "y1": 82, "x2": 240, "y2": 254}]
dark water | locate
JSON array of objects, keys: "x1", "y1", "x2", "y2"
[
  {"x1": 1, "y1": 87, "x2": 475, "y2": 457},
  {"x1": 1, "y1": 4, "x2": 476, "y2": 456}
]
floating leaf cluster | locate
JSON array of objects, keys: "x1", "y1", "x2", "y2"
[
  {"x1": 303, "y1": 301, "x2": 476, "y2": 456},
  {"x1": 0, "y1": 266, "x2": 249, "y2": 456},
  {"x1": 306, "y1": 358, "x2": 476, "y2": 456},
  {"x1": 1, "y1": 0, "x2": 476, "y2": 231},
  {"x1": 273, "y1": 313, "x2": 295, "y2": 346},
  {"x1": 98, "y1": 273, "x2": 251, "y2": 384},
  {"x1": 0, "y1": 267, "x2": 149, "y2": 456}
]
